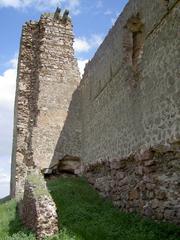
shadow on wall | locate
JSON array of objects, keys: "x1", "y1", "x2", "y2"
[{"x1": 50, "y1": 86, "x2": 82, "y2": 169}]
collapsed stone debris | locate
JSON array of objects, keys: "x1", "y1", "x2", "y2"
[
  {"x1": 82, "y1": 143, "x2": 180, "y2": 224},
  {"x1": 19, "y1": 169, "x2": 58, "y2": 239}
]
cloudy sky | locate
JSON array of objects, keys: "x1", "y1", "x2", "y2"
[{"x1": 0, "y1": 0, "x2": 128, "y2": 198}]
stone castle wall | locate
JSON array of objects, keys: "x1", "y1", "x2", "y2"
[
  {"x1": 80, "y1": 0, "x2": 179, "y2": 163},
  {"x1": 11, "y1": 12, "x2": 81, "y2": 198},
  {"x1": 78, "y1": 0, "x2": 180, "y2": 224}
]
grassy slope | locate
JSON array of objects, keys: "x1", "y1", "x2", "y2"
[
  {"x1": 0, "y1": 177, "x2": 180, "y2": 240},
  {"x1": 0, "y1": 200, "x2": 35, "y2": 240}
]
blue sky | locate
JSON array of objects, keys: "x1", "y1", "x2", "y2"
[{"x1": 0, "y1": 0, "x2": 128, "y2": 198}]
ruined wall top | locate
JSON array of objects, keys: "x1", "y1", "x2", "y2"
[
  {"x1": 41, "y1": 8, "x2": 70, "y2": 23},
  {"x1": 23, "y1": 7, "x2": 71, "y2": 27},
  {"x1": 82, "y1": 0, "x2": 178, "y2": 80}
]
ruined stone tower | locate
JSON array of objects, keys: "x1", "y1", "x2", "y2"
[{"x1": 11, "y1": 9, "x2": 81, "y2": 198}]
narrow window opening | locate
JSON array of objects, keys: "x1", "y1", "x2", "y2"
[
  {"x1": 126, "y1": 15, "x2": 144, "y2": 80},
  {"x1": 132, "y1": 30, "x2": 144, "y2": 73}
]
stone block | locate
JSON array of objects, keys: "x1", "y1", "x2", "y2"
[
  {"x1": 116, "y1": 172, "x2": 125, "y2": 180},
  {"x1": 151, "y1": 199, "x2": 160, "y2": 209},
  {"x1": 156, "y1": 190, "x2": 167, "y2": 200},
  {"x1": 129, "y1": 190, "x2": 139, "y2": 200},
  {"x1": 58, "y1": 155, "x2": 81, "y2": 174},
  {"x1": 110, "y1": 159, "x2": 126, "y2": 170},
  {"x1": 144, "y1": 160, "x2": 156, "y2": 167},
  {"x1": 135, "y1": 149, "x2": 154, "y2": 162},
  {"x1": 143, "y1": 206, "x2": 154, "y2": 217},
  {"x1": 164, "y1": 209, "x2": 176, "y2": 220},
  {"x1": 135, "y1": 166, "x2": 143, "y2": 175}
]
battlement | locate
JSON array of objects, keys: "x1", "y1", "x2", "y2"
[{"x1": 41, "y1": 8, "x2": 71, "y2": 23}]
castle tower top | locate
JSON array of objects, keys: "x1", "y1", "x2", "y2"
[{"x1": 40, "y1": 8, "x2": 70, "y2": 23}]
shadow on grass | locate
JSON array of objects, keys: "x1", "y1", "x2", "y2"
[
  {"x1": 1, "y1": 200, "x2": 36, "y2": 239},
  {"x1": 8, "y1": 204, "x2": 25, "y2": 236},
  {"x1": 47, "y1": 177, "x2": 180, "y2": 240}
]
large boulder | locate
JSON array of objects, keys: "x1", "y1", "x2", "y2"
[{"x1": 58, "y1": 155, "x2": 81, "y2": 174}]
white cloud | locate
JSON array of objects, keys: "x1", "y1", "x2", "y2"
[
  {"x1": 0, "y1": 168, "x2": 10, "y2": 184},
  {"x1": 0, "y1": 56, "x2": 17, "y2": 199},
  {"x1": 0, "y1": 157, "x2": 11, "y2": 198},
  {"x1": 0, "y1": 0, "x2": 81, "y2": 13},
  {"x1": 0, "y1": 0, "x2": 30, "y2": 8},
  {"x1": 65, "y1": 0, "x2": 80, "y2": 15},
  {"x1": 0, "y1": 57, "x2": 17, "y2": 108},
  {"x1": 91, "y1": 34, "x2": 103, "y2": 47},
  {"x1": 9, "y1": 56, "x2": 18, "y2": 69},
  {"x1": 0, "y1": 103, "x2": 14, "y2": 156},
  {"x1": 0, "y1": 58, "x2": 16, "y2": 154},
  {"x1": 74, "y1": 37, "x2": 91, "y2": 53},
  {"x1": 74, "y1": 34, "x2": 103, "y2": 53},
  {"x1": 77, "y1": 59, "x2": 88, "y2": 77},
  {"x1": 0, "y1": 182, "x2": 10, "y2": 198},
  {"x1": 0, "y1": 166, "x2": 10, "y2": 198},
  {"x1": 74, "y1": 34, "x2": 103, "y2": 76}
]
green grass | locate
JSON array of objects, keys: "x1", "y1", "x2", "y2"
[
  {"x1": 0, "y1": 200, "x2": 35, "y2": 240},
  {"x1": 27, "y1": 172, "x2": 49, "y2": 197},
  {"x1": 0, "y1": 177, "x2": 180, "y2": 240}
]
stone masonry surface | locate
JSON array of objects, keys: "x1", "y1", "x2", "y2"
[
  {"x1": 11, "y1": 0, "x2": 180, "y2": 225},
  {"x1": 80, "y1": 0, "x2": 180, "y2": 163},
  {"x1": 11, "y1": 11, "x2": 81, "y2": 198},
  {"x1": 19, "y1": 169, "x2": 58, "y2": 239},
  {"x1": 82, "y1": 143, "x2": 180, "y2": 225},
  {"x1": 78, "y1": 0, "x2": 180, "y2": 224}
]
